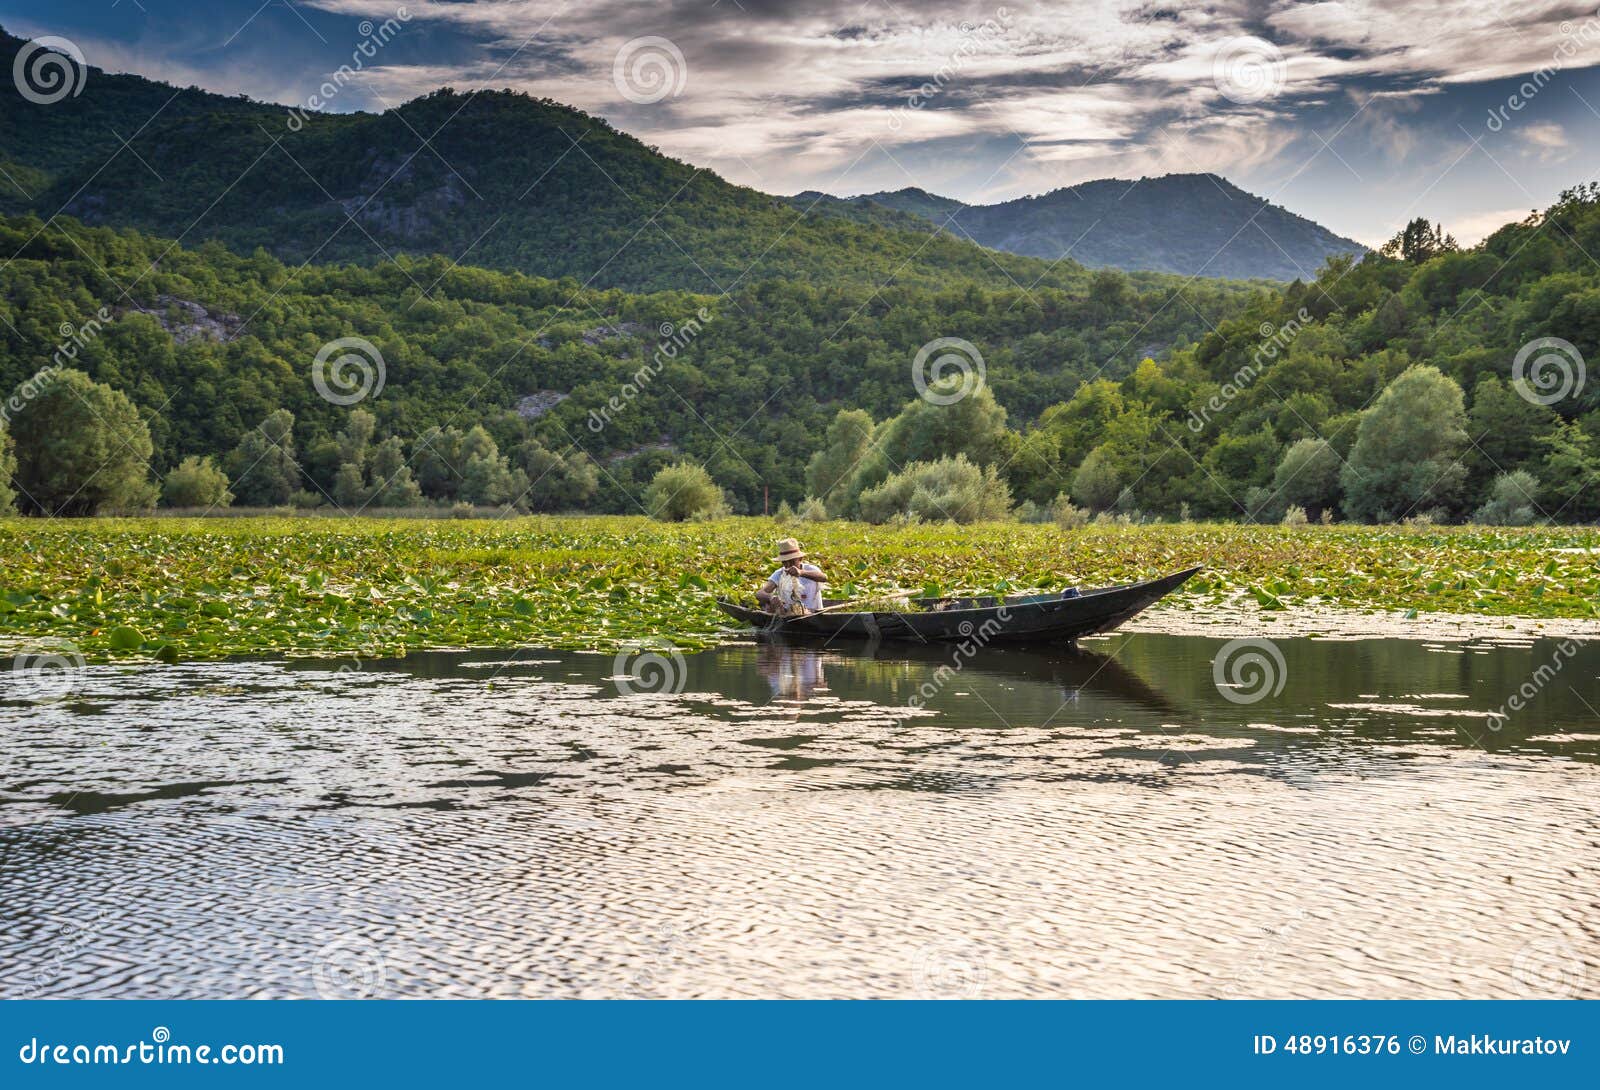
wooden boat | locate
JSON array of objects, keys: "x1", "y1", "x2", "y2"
[{"x1": 717, "y1": 566, "x2": 1202, "y2": 645}]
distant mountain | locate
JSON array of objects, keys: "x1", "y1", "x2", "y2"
[
  {"x1": 2, "y1": 27, "x2": 1204, "y2": 297},
  {"x1": 801, "y1": 176, "x2": 1365, "y2": 282}
]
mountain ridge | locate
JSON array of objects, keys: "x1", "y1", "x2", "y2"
[{"x1": 791, "y1": 175, "x2": 1365, "y2": 282}]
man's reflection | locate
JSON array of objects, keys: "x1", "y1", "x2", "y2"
[{"x1": 757, "y1": 643, "x2": 827, "y2": 702}]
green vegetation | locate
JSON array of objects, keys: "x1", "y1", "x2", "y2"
[
  {"x1": 0, "y1": 212, "x2": 1252, "y2": 515},
  {"x1": 810, "y1": 175, "x2": 1364, "y2": 281},
  {"x1": 0, "y1": 519, "x2": 1593, "y2": 663},
  {"x1": 0, "y1": 30, "x2": 1231, "y2": 298}
]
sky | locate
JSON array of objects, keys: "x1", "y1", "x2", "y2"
[{"x1": 7, "y1": 0, "x2": 1600, "y2": 246}]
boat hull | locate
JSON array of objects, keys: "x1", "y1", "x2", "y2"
[{"x1": 717, "y1": 566, "x2": 1201, "y2": 645}]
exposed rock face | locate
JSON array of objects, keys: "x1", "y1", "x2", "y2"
[
  {"x1": 516, "y1": 390, "x2": 568, "y2": 419},
  {"x1": 336, "y1": 153, "x2": 468, "y2": 239},
  {"x1": 118, "y1": 296, "x2": 242, "y2": 343}
]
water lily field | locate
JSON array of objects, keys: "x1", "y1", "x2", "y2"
[{"x1": 1, "y1": 517, "x2": 1596, "y2": 663}]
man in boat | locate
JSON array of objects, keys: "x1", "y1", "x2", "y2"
[{"x1": 756, "y1": 538, "x2": 828, "y2": 616}]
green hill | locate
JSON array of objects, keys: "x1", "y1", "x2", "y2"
[
  {"x1": 2, "y1": 28, "x2": 1226, "y2": 297},
  {"x1": 812, "y1": 176, "x2": 1365, "y2": 282}
]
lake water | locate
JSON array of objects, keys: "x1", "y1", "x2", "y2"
[{"x1": 2, "y1": 632, "x2": 1597, "y2": 999}]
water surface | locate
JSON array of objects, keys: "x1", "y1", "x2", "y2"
[{"x1": 2, "y1": 633, "x2": 1597, "y2": 998}]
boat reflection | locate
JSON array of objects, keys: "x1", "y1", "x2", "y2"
[{"x1": 733, "y1": 637, "x2": 1184, "y2": 721}]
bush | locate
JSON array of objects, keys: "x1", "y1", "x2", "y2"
[
  {"x1": 797, "y1": 496, "x2": 829, "y2": 522},
  {"x1": 9, "y1": 368, "x2": 156, "y2": 515},
  {"x1": 1273, "y1": 438, "x2": 1341, "y2": 518},
  {"x1": 1281, "y1": 505, "x2": 1309, "y2": 525},
  {"x1": 1472, "y1": 470, "x2": 1540, "y2": 526},
  {"x1": 643, "y1": 461, "x2": 728, "y2": 521},
  {"x1": 857, "y1": 454, "x2": 1011, "y2": 524},
  {"x1": 1342, "y1": 365, "x2": 1467, "y2": 522},
  {"x1": 0, "y1": 425, "x2": 15, "y2": 514},
  {"x1": 1050, "y1": 492, "x2": 1087, "y2": 528},
  {"x1": 162, "y1": 455, "x2": 233, "y2": 508},
  {"x1": 1070, "y1": 447, "x2": 1122, "y2": 510}
]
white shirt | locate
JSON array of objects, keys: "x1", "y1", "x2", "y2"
[{"x1": 769, "y1": 563, "x2": 824, "y2": 611}]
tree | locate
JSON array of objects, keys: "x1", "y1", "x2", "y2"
[
  {"x1": 369, "y1": 436, "x2": 424, "y2": 507},
  {"x1": 643, "y1": 461, "x2": 727, "y2": 521},
  {"x1": 1539, "y1": 422, "x2": 1600, "y2": 521},
  {"x1": 1272, "y1": 437, "x2": 1342, "y2": 519},
  {"x1": 1463, "y1": 376, "x2": 1558, "y2": 502},
  {"x1": 856, "y1": 454, "x2": 1012, "y2": 524},
  {"x1": 804, "y1": 408, "x2": 874, "y2": 511},
  {"x1": 162, "y1": 455, "x2": 233, "y2": 508},
  {"x1": 413, "y1": 425, "x2": 465, "y2": 500},
  {"x1": 9, "y1": 368, "x2": 157, "y2": 515},
  {"x1": 458, "y1": 425, "x2": 526, "y2": 506},
  {"x1": 515, "y1": 440, "x2": 598, "y2": 512},
  {"x1": 337, "y1": 409, "x2": 377, "y2": 469},
  {"x1": 226, "y1": 409, "x2": 301, "y2": 506},
  {"x1": 1070, "y1": 447, "x2": 1122, "y2": 511},
  {"x1": 1379, "y1": 218, "x2": 1458, "y2": 264},
  {"x1": 1342, "y1": 365, "x2": 1468, "y2": 522},
  {"x1": 332, "y1": 461, "x2": 369, "y2": 508},
  {"x1": 0, "y1": 425, "x2": 15, "y2": 514}
]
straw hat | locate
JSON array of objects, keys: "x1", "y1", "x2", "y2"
[{"x1": 776, "y1": 537, "x2": 806, "y2": 561}]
